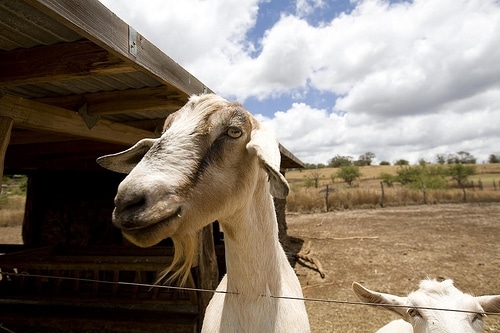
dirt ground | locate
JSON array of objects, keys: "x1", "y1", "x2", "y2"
[
  {"x1": 286, "y1": 203, "x2": 500, "y2": 332},
  {"x1": 1, "y1": 203, "x2": 499, "y2": 332}
]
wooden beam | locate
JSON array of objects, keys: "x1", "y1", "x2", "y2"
[
  {"x1": 35, "y1": 86, "x2": 186, "y2": 116},
  {"x1": 0, "y1": 117, "x2": 14, "y2": 189},
  {"x1": 28, "y1": 0, "x2": 212, "y2": 96},
  {"x1": 0, "y1": 94, "x2": 155, "y2": 146},
  {"x1": 279, "y1": 143, "x2": 304, "y2": 169},
  {"x1": 0, "y1": 40, "x2": 137, "y2": 87},
  {"x1": 9, "y1": 129, "x2": 81, "y2": 145}
]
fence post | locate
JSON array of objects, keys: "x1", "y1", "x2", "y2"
[
  {"x1": 379, "y1": 181, "x2": 385, "y2": 208},
  {"x1": 422, "y1": 183, "x2": 427, "y2": 205},
  {"x1": 325, "y1": 184, "x2": 329, "y2": 212}
]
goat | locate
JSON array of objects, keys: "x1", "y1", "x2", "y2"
[
  {"x1": 352, "y1": 279, "x2": 500, "y2": 333},
  {"x1": 97, "y1": 94, "x2": 310, "y2": 332}
]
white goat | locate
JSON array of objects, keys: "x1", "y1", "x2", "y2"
[
  {"x1": 97, "y1": 94, "x2": 310, "y2": 333},
  {"x1": 352, "y1": 279, "x2": 500, "y2": 333}
]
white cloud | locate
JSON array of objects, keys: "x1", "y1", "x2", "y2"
[
  {"x1": 295, "y1": 0, "x2": 326, "y2": 18},
  {"x1": 98, "y1": 0, "x2": 500, "y2": 165},
  {"x1": 257, "y1": 101, "x2": 500, "y2": 164},
  {"x1": 100, "y1": 0, "x2": 259, "y2": 65}
]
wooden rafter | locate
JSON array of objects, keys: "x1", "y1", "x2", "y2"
[
  {"x1": 0, "y1": 94, "x2": 155, "y2": 146},
  {"x1": 0, "y1": 40, "x2": 137, "y2": 87},
  {"x1": 35, "y1": 86, "x2": 186, "y2": 116},
  {"x1": 27, "y1": 0, "x2": 211, "y2": 96}
]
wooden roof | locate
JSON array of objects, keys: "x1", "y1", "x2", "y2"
[{"x1": 0, "y1": 0, "x2": 303, "y2": 176}]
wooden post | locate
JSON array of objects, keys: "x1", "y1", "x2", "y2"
[
  {"x1": 0, "y1": 116, "x2": 14, "y2": 192},
  {"x1": 274, "y1": 197, "x2": 288, "y2": 246},
  {"x1": 319, "y1": 185, "x2": 331, "y2": 212},
  {"x1": 276, "y1": 170, "x2": 289, "y2": 247},
  {"x1": 197, "y1": 224, "x2": 219, "y2": 329},
  {"x1": 422, "y1": 183, "x2": 427, "y2": 205},
  {"x1": 379, "y1": 181, "x2": 385, "y2": 208},
  {"x1": 325, "y1": 184, "x2": 329, "y2": 212}
]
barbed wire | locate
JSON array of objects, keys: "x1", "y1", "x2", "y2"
[{"x1": 1, "y1": 271, "x2": 498, "y2": 317}]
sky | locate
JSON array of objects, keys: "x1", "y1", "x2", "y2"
[{"x1": 98, "y1": 0, "x2": 500, "y2": 165}]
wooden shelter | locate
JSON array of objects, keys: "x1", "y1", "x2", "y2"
[{"x1": 0, "y1": 0, "x2": 303, "y2": 332}]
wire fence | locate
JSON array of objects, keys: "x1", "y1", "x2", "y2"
[{"x1": 1, "y1": 271, "x2": 498, "y2": 317}]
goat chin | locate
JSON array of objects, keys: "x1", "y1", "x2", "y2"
[{"x1": 117, "y1": 214, "x2": 183, "y2": 247}]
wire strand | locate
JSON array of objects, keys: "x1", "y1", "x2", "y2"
[{"x1": 1, "y1": 271, "x2": 498, "y2": 317}]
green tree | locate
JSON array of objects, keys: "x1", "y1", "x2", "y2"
[
  {"x1": 380, "y1": 173, "x2": 398, "y2": 187},
  {"x1": 394, "y1": 159, "x2": 409, "y2": 166},
  {"x1": 379, "y1": 161, "x2": 390, "y2": 166},
  {"x1": 447, "y1": 164, "x2": 476, "y2": 187},
  {"x1": 436, "y1": 154, "x2": 446, "y2": 165},
  {"x1": 396, "y1": 165, "x2": 448, "y2": 190},
  {"x1": 488, "y1": 154, "x2": 500, "y2": 163},
  {"x1": 329, "y1": 155, "x2": 353, "y2": 168},
  {"x1": 336, "y1": 165, "x2": 361, "y2": 186},
  {"x1": 447, "y1": 151, "x2": 476, "y2": 164},
  {"x1": 457, "y1": 151, "x2": 476, "y2": 164},
  {"x1": 396, "y1": 166, "x2": 423, "y2": 186},
  {"x1": 304, "y1": 169, "x2": 323, "y2": 188},
  {"x1": 418, "y1": 158, "x2": 430, "y2": 166},
  {"x1": 355, "y1": 152, "x2": 375, "y2": 166}
]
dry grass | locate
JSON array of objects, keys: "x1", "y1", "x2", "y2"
[
  {"x1": 0, "y1": 195, "x2": 26, "y2": 227},
  {"x1": 286, "y1": 164, "x2": 500, "y2": 212}
]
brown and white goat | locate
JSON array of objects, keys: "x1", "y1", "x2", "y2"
[{"x1": 97, "y1": 94, "x2": 310, "y2": 332}]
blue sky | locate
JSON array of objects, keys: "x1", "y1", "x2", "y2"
[
  {"x1": 241, "y1": 0, "x2": 351, "y2": 115},
  {"x1": 98, "y1": 0, "x2": 500, "y2": 165}
]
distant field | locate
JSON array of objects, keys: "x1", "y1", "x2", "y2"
[
  {"x1": 285, "y1": 164, "x2": 500, "y2": 212},
  {"x1": 286, "y1": 163, "x2": 500, "y2": 188}
]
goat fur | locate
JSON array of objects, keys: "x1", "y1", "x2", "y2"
[
  {"x1": 352, "y1": 279, "x2": 500, "y2": 333},
  {"x1": 97, "y1": 94, "x2": 310, "y2": 332}
]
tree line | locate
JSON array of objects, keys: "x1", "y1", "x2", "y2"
[
  {"x1": 303, "y1": 160, "x2": 478, "y2": 190},
  {"x1": 303, "y1": 151, "x2": 500, "y2": 169}
]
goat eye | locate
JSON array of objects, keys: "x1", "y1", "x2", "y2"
[
  {"x1": 227, "y1": 127, "x2": 242, "y2": 138},
  {"x1": 407, "y1": 308, "x2": 421, "y2": 318}
]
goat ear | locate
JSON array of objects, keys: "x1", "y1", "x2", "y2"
[
  {"x1": 96, "y1": 138, "x2": 157, "y2": 174},
  {"x1": 476, "y1": 295, "x2": 500, "y2": 314},
  {"x1": 246, "y1": 121, "x2": 289, "y2": 199},
  {"x1": 352, "y1": 282, "x2": 410, "y2": 319}
]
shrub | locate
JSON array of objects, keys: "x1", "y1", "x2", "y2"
[
  {"x1": 447, "y1": 164, "x2": 476, "y2": 187},
  {"x1": 380, "y1": 173, "x2": 398, "y2": 187},
  {"x1": 336, "y1": 165, "x2": 362, "y2": 186}
]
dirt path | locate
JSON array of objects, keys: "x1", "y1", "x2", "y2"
[{"x1": 286, "y1": 203, "x2": 500, "y2": 332}]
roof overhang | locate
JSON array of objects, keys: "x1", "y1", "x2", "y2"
[{"x1": 0, "y1": 0, "x2": 304, "y2": 176}]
